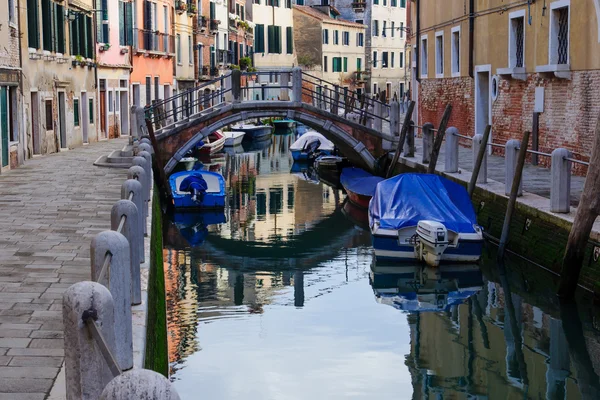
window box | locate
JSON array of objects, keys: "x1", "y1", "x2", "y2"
[
  {"x1": 99, "y1": 44, "x2": 111, "y2": 52},
  {"x1": 535, "y1": 64, "x2": 571, "y2": 80},
  {"x1": 351, "y1": 1, "x2": 366, "y2": 10},
  {"x1": 497, "y1": 67, "x2": 526, "y2": 81},
  {"x1": 120, "y1": 47, "x2": 129, "y2": 54}
]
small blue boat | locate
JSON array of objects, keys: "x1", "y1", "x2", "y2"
[
  {"x1": 340, "y1": 167, "x2": 384, "y2": 209},
  {"x1": 169, "y1": 170, "x2": 226, "y2": 209},
  {"x1": 369, "y1": 174, "x2": 483, "y2": 266},
  {"x1": 173, "y1": 211, "x2": 226, "y2": 246}
]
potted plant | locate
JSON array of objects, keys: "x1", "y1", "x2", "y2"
[
  {"x1": 188, "y1": 3, "x2": 197, "y2": 14},
  {"x1": 239, "y1": 56, "x2": 252, "y2": 71},
  {"x1": 72, "y1": 55, "x2": 84, "y2": 67},
  {"x1": 99, "y1": 43, "x2": 111, "y2": 52}
]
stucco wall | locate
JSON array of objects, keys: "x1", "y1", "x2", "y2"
[{"x1": 252, "y1": 3, "x2": 295, "y2": 69}]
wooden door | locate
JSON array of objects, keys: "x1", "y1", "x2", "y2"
[{"x1": 100, "y1": 90, "x2": 106, "y2": 137}]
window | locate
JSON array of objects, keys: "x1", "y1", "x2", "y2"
[
  {"x1": 176, "y1": 34, "x2": 181, "y2": 64},
  {"x1": 324, "y1": 56, "x2": 328, "y2": 72},
  {"x1": 286, "y1": 27, "x2": 293, "y2": 54},
  {"x1": 27, "y1": 0, "x2": 40, "y2": 49},
  {"x1": 373, "y1": 0, "x2": 378, "y2": 4},
  {"x1": 241, "y1": 5, "x2": 245, "y2": 19},
  {"x1": 420, "y1": 36, "x2": 428, "y2": 77},
  {"x1": 382, "y1": 21, "x2": 387, "y2": 37},
  {"x1": 189, "y1": 36, "x2": 193, "y2": 65},
  {"x1": 41, "y1": 0, "x2": 65, "y2": 53},
  {"x1": 391, "y1": 52, "x2": 395, "y2": 68},
  {"x1": 98, "y1": 0, "x2": 109, "y2": 44},
  {"x1": 508, "y1": 13, "x2": 525, "y2": 69},
  {"x1": 332, "y1": 57, "x2": 342, "y2": 72},
  {"x1": 119, "y1": 1, "x2": 134, "y2": 46},
  {"x1": 391, "y1": 0, "x2": 396, "y2": 6},
  {"x1": 163, "y1": 5, "x2": 167, "y2": 32},
  {"x1": 550, "y1": 2, "x2": 569, "y2": 64},
  {"x1": 343, "y1": 31, "x2": 349, "y2": 46},
  {"x1": 383, "y1": 0, "x2": 386, "y2": 5},
  {"x1": 400, "y1": 0, "x2": 406, "y2": 7},
  {"x1": 334, "y1": 30, "x2": 339, "y2": 45},
  {"x1": 8, "y1": 0, "x2": 15, "y2": 25},
  {"x1": 399, "y1": 51, "x2": 404, "y2": 68},
  {"x1": 286, "y1": 0, "x2": 292, "y2": 8},
  {"x1": 435, "y1": 31, "x2": 443, "y2": 77},
  {"x1": 373, "y1": 20, "x2": 379, "y2": 36},
  {"x1": 71, "y1": 14, "x2": 94, "y2": 58},
  {"x1": 323, "y1": 29, "x2": 329, "y2": 44},
  {"x1": 154, "y1": 77, "x2": 159, "y2": 100},
  {"x1": 357, "y1": 32, "x2": 364, "y2": 46},
  {"x1": 296, "y1": 0, "x2": 304, "y2": 4},
  {"x1": 108, "y1": 91, "x2": 114, "y2": 112},
  {"x1": 356, "y1": 19, "x2": 363, "y2": 24},
  {"x1": 267, "y1": 25, "x2": 282, "y2": 54},
  {"x1": 357, "y1": 57, "x2": 362, "y2": 71},
  {"x1": 145, "y1": 76, "x2": 151, "y2": 105},
  {"x1": 343, "y1": 57, "x2": 348, "y2": 72},
  {"x1": 373, "y1": 83, "x2": 378, "y2": 95},
  {"x1": 391, "y1": 22, "x2": 395, "y2": 37},
  {"x1": 45, "y1": 100, "x2": 53, "y2": 130},
  {"x1": 255, "y1": 24, "x2": 265, "y2": 53},
  {"x1": 451, "y1": 26, "x2": 460, "y2": 75},
  {"x1": 400, "y1": 22, "x2": 404, "y2": 38},
  {"x1": 254, "y1": 0, "x2": 260, "y2": 3},
  {"x1": 89, "y1": 98, "x2": 94, "y2": 124},
  {"x1": 373, "y1": 51, "x2": 377, "y2": 68},
  {"x1": 382, "y1": 51, "x2": 388, "y2": 68},
  {"x1": 74, "y1": 99, "x2": 80, "y2": 127}
]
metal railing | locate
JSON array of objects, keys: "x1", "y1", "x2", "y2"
[{"x1": 133, "y1": 29, "x2": 175, "y2": 55}]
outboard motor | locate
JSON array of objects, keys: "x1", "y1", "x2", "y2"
[
  {"x1": 179, "y1": 175, "x2": 209, "y2": 203},
  {"x1": 415, "y1": 220, "x2": 449, "y2": 267}
]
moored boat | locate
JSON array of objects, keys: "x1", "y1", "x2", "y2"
[
  {"x1": 232, "y1": 124, "x2": 273, "y2": 140},
  {"x1": 289, "y1": 132, "x2": 335, "y2": 161},
  {"x1": 169, "y1": 170, "x2": 226, "y2": 209},
  {"x1": 340, "y1": 167, "x2": 383, "y2": 209},
  {"x1": 224, "y1": 131, "x2": 246, "y2": 147},
  {"x1": 369, "y1": 173, "x2": 484, "y2": 266},
  {"x1": 197, "y1": 131, "x2": 225, "y2": 155},
  {"x1": 180, "y1": 156, "x2": 197, "y2": 171},
  {"x1": 273, "y1": 119, "x2": 297, "y2": 131}
]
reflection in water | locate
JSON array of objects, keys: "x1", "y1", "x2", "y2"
[{"x1": 164, "y1": 134, "x2": 600, "y2": 399}]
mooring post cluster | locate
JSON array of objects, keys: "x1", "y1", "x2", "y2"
[{"x1": 62, "y1": 137, "x2": 180, "y2": 399}]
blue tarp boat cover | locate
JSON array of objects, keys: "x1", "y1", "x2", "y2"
[
  {"x1": 370, "y1": 173, "x2": 477, "y2": 233},
  {"x1": 340, "y1": 168, "x2": 384, "y2": 197}
]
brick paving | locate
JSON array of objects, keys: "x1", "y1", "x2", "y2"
[{"x1": 0, "y1": 139, "x2": 128, "y2": 399}]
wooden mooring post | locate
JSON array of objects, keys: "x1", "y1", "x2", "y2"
[
  {"x1": 558, "y1": 112, "x2": 600, "y2": 299},
  {"x1": 498, "y1": 130, "x2": 530, "y2": 260},
  {"x1": 427, "y1": 104, "x2": 452, "y2": 174},
  {"x1": 386, "y1": 101, "x2": 415, "y2": 178},
  {"x1": 468, "y1": 125, "x2": 492, "y2": 198}
]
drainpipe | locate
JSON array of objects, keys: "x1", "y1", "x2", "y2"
[
  {"x1": 16, "y1": 0, "x2": 25, "y2": 161},
  {"x1": 415, "y1": 0, "x2": 420, "y2": 83},
  {"x1": 469, "y1": 0, "x2": 474, "y2": 78}
]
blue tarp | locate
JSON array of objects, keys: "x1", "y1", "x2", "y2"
[
  {"x1": 369, "y1": 174, "x2": 477, "y2": 233},
  {"x1": 340, "y1": 168, "x2": 384, "y2": 197}
]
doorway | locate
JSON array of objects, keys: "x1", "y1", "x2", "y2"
[
  {"x1": 132, "y1": 84, "x2": 141, "y2": 107},
  {"x1": 120, "y1": 91, "x2": 129, "y2": 135},
  {"x1": 0, "y1": 87, "x2": 8, "y2": 167},
  {"x1": 58, "y1": 91, "x2": 67, "y2": 149},
  {"x1": 31, "y1": 92, "x2": 41, "y2": 154},
  {"x1": 475, "y1": 65, "x2": 492, "y2": 142},
  {"x1": 81, "y1": 92, "x2": 89, "y2": 143}
]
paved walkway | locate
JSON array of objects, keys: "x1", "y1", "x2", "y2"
[
  {"x1": 410, "y1": 139, "x2": 586, "y2": 207},
  {"x1": 0, "y1": 139, "x2": 128, "y2": 399}
]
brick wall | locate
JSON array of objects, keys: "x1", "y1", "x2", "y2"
[{"x1": 418, "y1": 76, "x2": 474, "y2": 140}]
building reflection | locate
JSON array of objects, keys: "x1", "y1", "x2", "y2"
[{"x1": 370, "y1": 264, "x2": 600, "y2": 399}]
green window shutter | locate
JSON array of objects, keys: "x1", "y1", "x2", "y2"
[
  {"x1": 255, "y1": 24, "x2": 264, "y2": 53},
  {"x1": 343, "y1": 57, "x2": 347, "y2": 72},
  {"x1": 267, "y1": 25, "x2": 274, "y2": 53},
  {"x1": 74, "y1": 99, "x2": 80, "y2": 126},
  {"x1": 120, "y1": 1, "x2": 125, "y2": 46},
  {"x1": 89, "y1": 99, "x2": 94, "y2": 124},
  {"x1": 125, "y1": 3, "x2": 133, "y2": 46},
  {"x1": 27, "y1": 0, "x2": 40, "y2": 49},
  {"x1": 374, "y1": 0, "x2": 378, "y2": 4},
  {"x1": 277, "y1": 26, "x2": 282, "y2": 53},
  {"x1": 356, "y1": 58, "x2": 361, "y2": 71},
  {"x1": 210, "y1": 2, "x2": 215, "y2": 19},
  {"x1": 41, "y1": 0, "x2": 51, "y2": 51},
  {"x1": 96, "y1": 0, "x2": 103, "y2": 42},
  {"x1": 56, "y1": 4, "x2": 65, "y2": 53},
  {"x1": 69, "y1": 20, "x2": 75, "y2": 55},
  {"x1": 87, "y1": 16, "x2": 94, "y2": 58},
  {"x1": 80, "y1": 13, "x2": 87, "y2": 56},
  {"x1": 286, "y1": 26, "x2": 292, "y2": 54}
]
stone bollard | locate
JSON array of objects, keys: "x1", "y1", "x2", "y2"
[
  {"x1": 472, "y1": 134, "x2": 488, "y2": 184},
  {"x1": 139, "y1": 137, "x2": 152, "y2": 146},
  {"x1": 133, "y1": 156, "x2": 152, "y2": 203},
  {"x1": 63, "y1": 281, "x2": 116, "y2": 400},
  {"x1": 422, "y1": 123, "x2": 434, "y2": 164},
  {"x1": 551, "y1": 148, "x2": 572, "y2": 213},
  {"x1": 373, "y1": 101, "x2": 383, "y2": 133},
  {"x1": 139, "y1": 142, "x2": 153, "y2": 155},
  {"x1": 128, "y1": 166, "x2": 148, "y2": 236},
  {"x1": 505, "y1": 139, "x2": 523, "y2": 196},
  {"x1": 111, "y1": 200, "x2": 141, "y2": 305},
  {"x1": 134, "y1": 106, "x2": 147, "y2": 137},
  {"x1": 138, "y1": 150, "x2": 153, "y2": 180},
  {"x1": 292, "y1": 67, "x2": 302, "y2": 103},
  {"x1": 121, "y1": 179, "x2": 145, "y2": 263},
  {"x1": 100, "y1": 369, "x2": 180, "y2": 400},
  {"x1": 445, "y1": 127, "x2": 459, "y2": 173},
  {"x1": 91, "y1": 231, "x2": 133, "y2": 371}
]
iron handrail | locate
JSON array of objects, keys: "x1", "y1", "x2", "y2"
[
  {"x1": 301, "y1": 86, "x2": 390, "y2": 123},
  {"x1": 301, "y1": 73, "x2": 391, "y2": 109},
  {"x1": 565, "y1": 157, "x2": 590, "y2": 166},
  {"x1": 149, "y1": 88, "x2": 231, "y2": 125}
]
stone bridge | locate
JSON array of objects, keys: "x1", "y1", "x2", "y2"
[{"x1": 142, "y1": 68, "x2": 401, "y2": 174}]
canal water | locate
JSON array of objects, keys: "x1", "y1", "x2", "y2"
[{"x1": 163, "y1": 133, "x2": 600, "y2": 399}]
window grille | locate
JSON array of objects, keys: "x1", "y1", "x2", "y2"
[
  {"x1": 557, "y1": 7, "x2": 569, "y2": 64},
  {"x1": 514, "y1": 18, "x2": 524, "y2": 68}
]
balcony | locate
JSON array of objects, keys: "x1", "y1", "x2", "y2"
[
  {"x1": 198, "y1": 16, "x2": 208, "y2": 31},
  {"x1": 187, "y1": 2, "x2": 197, "y2": 15},
  {"x1": 355, "y1": 71, "x2": 367, "y2": 82},
  {"x1": 210, "y1": 66, "x2": 219, "y2": 77},
  {"x1": 210, "y1": 19, "x2": 220, "y2": 33},
  {"x1": 175, "y1": 0, "x2": 187, "y2": 14},
  {"x1": 133, "y1": 29, "x2": 175, "y2": 57}
]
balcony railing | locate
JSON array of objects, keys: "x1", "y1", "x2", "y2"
[
  {"x1": 134, "y1": 29, "x2": 175, "y2": 55},
  {"x1": 210, "y1": 19, "x2": 220, "y2": 32},
  {"x1": 352, "y1": 1, "x2": 366, "y2": 8},
  {"x1": 199, "y1": 16, "x2": 208, "y2": 30}
]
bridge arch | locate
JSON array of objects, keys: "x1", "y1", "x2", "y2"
[{"x1": 154, "y1": 101, "x2": 387, "y2": 175}]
